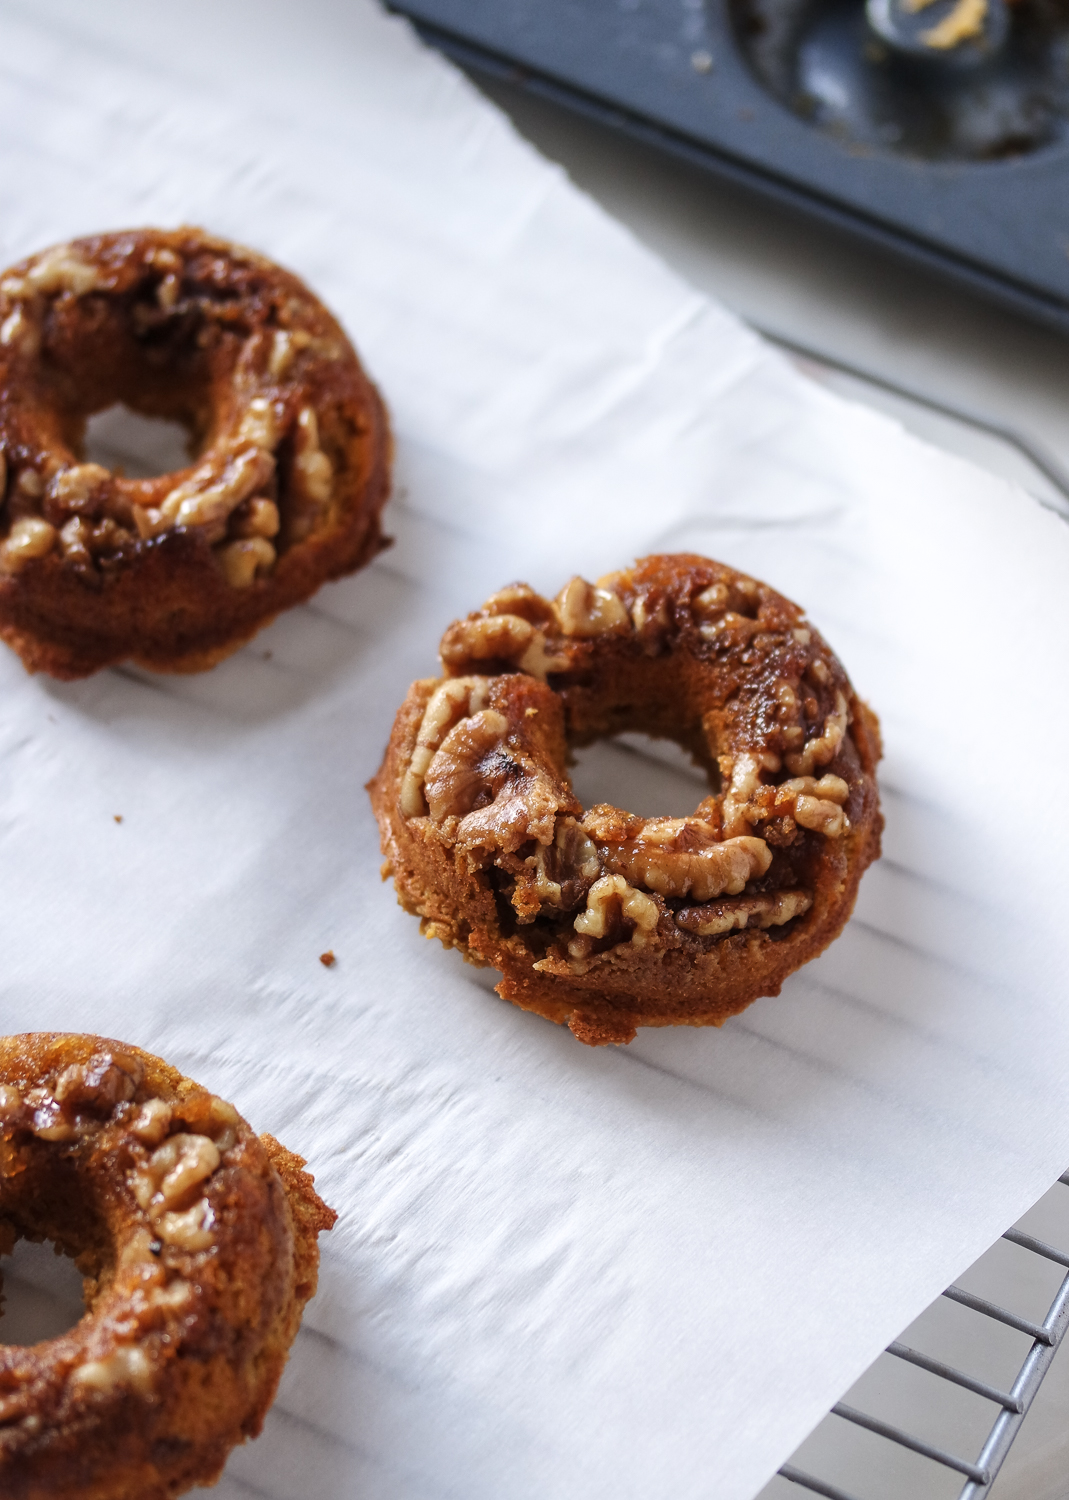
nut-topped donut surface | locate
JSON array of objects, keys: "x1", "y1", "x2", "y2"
[
  {"x1": 370, "y1": 553, "x2": 882, "y2": 1045},
  {"x1": 0, "y1": 1033, "x2": 336, "y2": 1500},
  {"x1": 0, "y1": 228, "x2": 391, "y2": 678}
]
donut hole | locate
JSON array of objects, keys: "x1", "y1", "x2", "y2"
[
  {"x1": 0, "y1": 1237, "x2": 86, "y2": 1345},
  {"x1": 82, "y1": 404, "x2": 195, "y2": 479},
  {"x1": 33, "y1": 291, "x2": 226, "y2": 461},
  {"x1": 569, "y1": 733, "x2": 711, "y2": 820}
]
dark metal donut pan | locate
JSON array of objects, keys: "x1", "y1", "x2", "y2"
[{"x1": 388, "y1": 0, "x2": 1069, "y2": 334}]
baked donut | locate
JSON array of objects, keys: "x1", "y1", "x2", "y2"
[
  {"x1": 0, "y1": 228, "x2": 391, "y2": 678},
  {"x1": 370, "y1": 553, "x2": 881, "y2": 1045},
  {"x1": 0, "y1": 1033, "x2": 336, "y2": 1499}
]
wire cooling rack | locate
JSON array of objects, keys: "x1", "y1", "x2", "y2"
[{"x1": 773, "y1": 1174, "x2": 1069, "y2": 1499}]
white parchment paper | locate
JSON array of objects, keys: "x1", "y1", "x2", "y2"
[{"x1": 0, "y1": 3, "x2": 1068, "y2": 1497}]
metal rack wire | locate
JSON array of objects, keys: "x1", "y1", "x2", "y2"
[{"x1": 777, "y1": 1172, "x2": 1069, "y2": 1500}]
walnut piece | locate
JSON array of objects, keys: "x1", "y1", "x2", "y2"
[
  {"x1": 675, "y1": 888, "x2": 812, "y2": 936},
  {"x1": 555, "y1": 576, "x2": 630, "y2": 637},
  {"x1": 54, "y1": 1051, "x2": 142, "y2": 1112},
  {"x1": 16, "y1": 246, "x2": 101, "y2": 297},
  {"x1": 134, "y1": 445, "x2": 275, "y2": 542},
  {"x1": 520, "y1": 817, "x2": 599, "y2": 913},
  {"x1": 70, "y1": 1345, "x2": 153, "y2": 1396},
  {"x1": 786, "y1": 691, "x2": 848, "y2": 777},
  {"x1": 423, "y1": 709, "x2": 510, "y2": 822},
  {"x1": 572, "y1": 874, "x2": 660, "y2": 952},
  {"x1": 231, "y1": 497, "x2": 281, "y2": 540},
  {"x1": 217, "y1": 536, "x2": 276, "y2": 588},
  {"x1": 132, "y1": 1132, "x2": 219, "y2": 1212},
  {"x1": 130, "y1": 1098, "x2": 173, "y2": 1146},
  {"x1": 294, "y1": 406, "x2": 333, "y2": 506},
  {"x1": 598, "y1": 822, "x2": 772, "y2": 901},
  {"x1": 401, "y1": 677, "x2": 490, "y2": 817},
  {"x1": 48, "y1": 463, "x2": 111, "y2": 513},
  {"x1": 0, "y1": 306, "x2": 39, "y2": 354},
  {"x1": 1, "y1": 516, "x2": 56, "y2": 569},
  {"x1": 236, "y1": 396, "x2": 278, "y2": 450},
  {"x1": 440, "y1": 613, "x2": 534, "y2": 669}
]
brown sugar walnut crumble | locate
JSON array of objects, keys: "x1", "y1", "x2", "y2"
[
  {"x1": 0, "y1": 228, "x2": 391, "y2": 679},
  {"x1": 370, "y1": 553, "x2": 882, "y2": 1046}
]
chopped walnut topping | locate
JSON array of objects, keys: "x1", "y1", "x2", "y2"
[
  {"x1": 19, "y1": 246, "x2": 100, "y2": 297},
  {"x1": 132, "y1": 1132, "x2": 220, "y2": 1214},
  {"x1": 785, "y1": 691, "x2": 848, "y2": 777},
  {"x1": 155, "y1": 1199, "x2": 214, "y2": 1251},
  {"x1": 135, "y1": 446, "x2": 274, "y2": 541},
  {"x1": 516, "y1": 631, "x2": 571, "y2": 682},
  {"x1": 16, "y1": 469, "x2": 44, "y2": 498},
  {"x1": 423, "y1": 709, "x2": 509, "y2": 822},
  {"x1": 236, "y1": 396, "x2": 278, "y2": 451},
  {"x1": 0, "y1": 1084, "x2": 22, "y2": 1114},
  {"x1": 24, "y1": 1089, "x2": 74, "y2": 1141},
  {"x1": 230, "y1": 497, "x2": 280, "y2": 540},
  {"x1": 0, "y1": 306, "x2": 38, "y2": 355},
  {"x1": 294, "y1": 406, "x2": 333, "y2": 507},
  {"x1": 130, "y1": 1098, "x2": 173, "y2": 1146},
  {"x1": 698, "y1": 611, "x2": 762, "y2": 643},
  {"x1": 630, "y1": 590, "x2": 670, "y2": 652},
  {"x1": 401, "y1": 677, "x2": 489, "y2": 817},
  {"x1": 439, "y1": 587, "x2": 571, "y2": 681},
  {"x1": 148, "y1": 1278, "x2": 193, "y2": 1311},
  {"x1": 517, "y1": 816, "x2": 600, "y2": 917},
  {"x1": 694, "y1": 582, "x2": 729, "y2": 613},
  {"x1": 48, "y1": 463, "x2": 110, "y2": 513},
  {"x1": 269, "y1": 327, "x2": 312, "y2": 379},
  {"x1": 598, "y1": 823, "x2": 772, "y2": 901},
  {"x1": 207, "y1": 1095, "x2": 239, "y2": 1132},
  {"x1": 555, "y1": 576, "x2": 630, "y2": 637},
  {"x1": 1, "y1": 516, "x2": 56, "y2": 569},
  {"x1": 440, "y1": 613, "x2": 534, "y2": 669},
  {"x1": 156, "y1": 273, "x2": 180, "y2": 311},
  {"x1": 572, "y1": 874, "x2": 660, "y2": 952},
  {"x1": 480, "y1": 583, "x2": 555, "y2": 624},
  {"x1": 217, "y1": 536, "x2": 276, "y2": 588},
  {"x1": 793, "y1": 795, "x2": 846, "y2": 837},
  {"x1": 70, "y1": 1345, "x2": 153, "y2": 1396},
  {"x1": 676, "y1": 888, "x2": 812, "y2": 937},
  {"x1": 721, "y1": 751, "x2": 779, "y2": 838},
  {"x1": 54, "y1": 1051, "x2": 142, "y2": 1112}
]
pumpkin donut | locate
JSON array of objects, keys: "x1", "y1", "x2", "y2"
[
  {"x1": 370, "y1": 553, "x2": 882, "y2": 1046},
  {"x1": 0, "y1": 1033, "x2": 336, "y2": 1499},
  {"x1": 0, "y1": 228, "x2": 391, "y2": 678}
]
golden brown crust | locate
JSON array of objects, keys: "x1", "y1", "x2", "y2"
[
  {"x1": 0, "y1": 1033, "x2": 336, "y2": 1499},
  {"x1": 369, "y1": 554, "x2": 882, "y2": 1045},
  {"x1": 0, "y1": 228, "x2": 391, "y2": 679}
]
